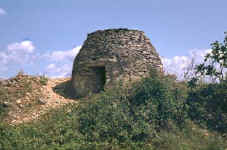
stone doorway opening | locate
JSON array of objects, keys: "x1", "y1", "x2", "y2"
[{"x1": 90, "y1": 66, "x2": 106, "y2": 93}]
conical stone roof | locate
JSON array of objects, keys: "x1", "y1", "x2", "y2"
[{"x1": 71, "y1": 28, "x2": 163, "y2": 97}]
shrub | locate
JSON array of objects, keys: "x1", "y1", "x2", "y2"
[
  {"x1": 0, "y1": 102, "x2": 8, "y2": 120},
  {"x1": 39, "y1": 75, "x2": 48, "y2": 86},
  {"x1": 129, "y1": 74, "x2": 188, "y2": 130},
  {"x1": 77, "y1": 72, "x2": 188, "y2": 147},
  {"x1": 187, "y1": 81, "x2": 227, "y2": 132},
  {"x1": 77, "y1": 85, "x2": 141, "y2": 144}
]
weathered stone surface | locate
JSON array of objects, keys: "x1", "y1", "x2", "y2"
[{"x1": 71, "y1": 28, "x2": 163, "y2": 97}]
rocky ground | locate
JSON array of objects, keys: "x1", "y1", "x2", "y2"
[{"x1": 0, "y1": 73, "x2": 77, "y2": 125}]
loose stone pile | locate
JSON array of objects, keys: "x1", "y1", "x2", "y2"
[
  {"x1": 0, "y1": 74, "x2": 76, "y2": 125},
  {"x1": 71, "y1": 28, "x2": 163, "y2": 97}
]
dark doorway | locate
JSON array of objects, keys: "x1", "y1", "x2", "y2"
[{"x1": 90, "y1": 66, "x2": 106, "y2": 93}]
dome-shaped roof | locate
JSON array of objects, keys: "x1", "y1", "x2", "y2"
[{"x1": 71, "y1": 28, "x2": 163, "y2": 97}]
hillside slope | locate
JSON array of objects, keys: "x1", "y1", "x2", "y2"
[
  {"x1": 0, "y1": 73, "x2": 76, "y2": 125},
  {"x1": 0, "y1": 73, "x2": 227, "y2": 150}
]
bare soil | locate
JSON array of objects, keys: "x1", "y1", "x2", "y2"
[{"x1": 0, "y1": 74, "x2": 77, "y2": 125}]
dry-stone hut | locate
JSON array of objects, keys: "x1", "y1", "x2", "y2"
[{"x1": 71, "y1": 28, "x2": 163, "y2": 97}]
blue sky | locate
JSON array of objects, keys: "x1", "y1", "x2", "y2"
[{"x1": 0, "y1": 0, "x2": 227, "y2": 78}]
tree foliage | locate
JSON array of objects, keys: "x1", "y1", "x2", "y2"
[{"x1": 195, "y1": 32, "x2": 227, "y2": 81}]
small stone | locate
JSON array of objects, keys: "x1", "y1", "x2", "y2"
[
  {"x1": 16, "y1": 99, "x2": 21, "y2": 104},
  {"x1": 38, "y1": 98, "x2": 47, "y2": 105}
]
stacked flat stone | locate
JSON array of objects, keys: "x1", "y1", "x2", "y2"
[{"x1": 71, "y1": 28, "x2": 163, "y2": 97}]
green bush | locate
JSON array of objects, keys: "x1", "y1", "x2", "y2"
[
  {"x1": 0, "y1": 103, "x2": 8, "y2": 120},
  {"x1": 187, "y1": 81, "x2": 227, "y2": 133},
  {"x1": 129, "y1": 74, "x2": 188, "y2": 129},
  {"x1": 77, "y1": 73, "x2": 188, "y2": 147},
  {"x1": 39, "y1": 75, "x2": 48, "y2": 86},
  {"x1": 77, "y1": 85, "x2": 143, "y2": 144}
]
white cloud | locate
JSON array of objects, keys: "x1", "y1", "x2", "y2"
[
  {"x1": 47, "y1": 46, "x2": 81, "y2": 61},
  {"x1": 0, "y1": 8, "x2": 6, "y2": 15},
  {"x1": 45, "y1": 63, "x2": 72, "y2": 78},
  {"x1": 0, "y1": 40, "x2": 37, "y2": 64},
  {"x1": 46, "y1": 63, "x2": 56, "y2": 70},
  {"x1": 161, "y1": 49, "x2": 211, "y2": 80},
  {"x1": 0, "y1": 40, "x2": 81, "y2": 78},
  {"x1": 8, "y1": 41, "x2": 35, "y2": 53},
  {"x1": 0, "y1": 52, "x2": 8, "y2": 64},
  {"x1": 0, "y1": 41, "x2": 38, "y2": 78},
  {"x1": 42, "y1": 46, "x2": 81, "y2": 78}
]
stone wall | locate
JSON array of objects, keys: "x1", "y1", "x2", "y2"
[{"x1": 71, "y1": 28, "x2": 163, "y2": 97}]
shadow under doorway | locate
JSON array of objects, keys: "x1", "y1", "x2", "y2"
[{"x1": 90, "y1": 66, "x2": 106, "y2": 93}]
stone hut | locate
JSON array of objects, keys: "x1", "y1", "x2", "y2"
[{"x1": 71, "y1": 28, "x2": 163, "y2": 97}]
